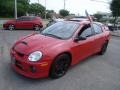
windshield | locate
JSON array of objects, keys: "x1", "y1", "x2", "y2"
[
  {"x1": 41, "y1": 22, "x2": 79, "y2": 39},
  {"x1": 47, "y1": 21, "x2": 56, "y2": 27}
]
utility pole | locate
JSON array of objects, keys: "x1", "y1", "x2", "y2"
[
  {"x1": 38, "y1": 0, "x2": 39, "y2": 3},
  {"x1": 64, "y1": 0, "x2": 65, "y2": 9},
  {"x1": 15, "y1": 0, "x2": 17, "y2": 19},
  {"x1": 45, "y1": 0, "x2": 47, "y2": 19}
]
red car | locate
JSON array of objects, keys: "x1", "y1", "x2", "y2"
[
  {"x1": 3, "y1": 16, "x2": 43, "y2": 31},
  {"x1": 10, "y1": 21, "x2": 110, "y2": 79}
]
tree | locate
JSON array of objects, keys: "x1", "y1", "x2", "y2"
[
  {"x1": 28, "y1": 3, "x2": 45, "y2": 18},
  {"x1": 93, "y1": 13, "x2": 103, "y2": 21},
  {"x1": 46, "y1": 10, "x2": 54, "y2": 19},
  {"x1": 0, "y1": 0, "x2": 29, "y2": 17},
  {"x1": 17, "y1": 0, "x2": 30, "y2": 16},
  {"x1": 110, "y1": 0, "x2": 120, "y2": 27},
  {"x1": 59, "y1": 9, "x2": 69, "y2": 17}
]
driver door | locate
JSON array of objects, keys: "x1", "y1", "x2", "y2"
[{"x1": 72, "y1": 24, "x2": 95, "y2": 65}]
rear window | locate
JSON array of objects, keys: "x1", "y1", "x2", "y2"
[{"x1": 93, "y1": 24, "x2": 103, "y2": 34}]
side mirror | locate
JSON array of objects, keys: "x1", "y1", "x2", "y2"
[{"x1": 74, "y1": 35, "x2": 86, "y2": 42}]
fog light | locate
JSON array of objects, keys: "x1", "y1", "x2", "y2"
[{"x1": 30, "y1": 66, "x2": 36, "y2": 73}]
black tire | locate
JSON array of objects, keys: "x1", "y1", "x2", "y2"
[
  {"x1": 49, "y1": 54, "x2": 71, "y2": 79},
  {"x1": 34, "y1": 25, "x2": 40, "y2": 31},
  {"x1": 8, "y1": 24, "x2": 15, "y2": 30},
  {"x1": 98, "y1": 41, "x2": 108, "y2": 55}
]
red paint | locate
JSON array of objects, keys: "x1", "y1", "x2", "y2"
[
  {"x1": 3, "y1": 16, "x2": 43, "y2": 30},
  {"x1": 10, "y1": 21, "x2": 110, "y2": 78}
]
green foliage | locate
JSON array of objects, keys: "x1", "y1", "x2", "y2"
[
  {"x1": 59, "y1": 9, "x2": 69, "y2": 17},
  {"x1": 17, "y1": 0, "x2": 29, "y2": 16},
  {"x1": 28, "y1": 3, "x2": 45, "y2": 18},
  {"x1": 0, "y1": 0, "x2": 29, "y2": 17},
  {"x1": 110, "y1": 0, "x2": 120, "y2": 17},
  {"x1": 46, "y1": 10, "x2": 54, "y2": 19},
  {"x1": 110, "y1": 0, "x2": 120, "y2": 27},
  {"x1": 0, "y1": 24, "x2": 3, "y2": 29},
  {"x1": 0, "y1": 0, "x2": 54, "y2": 19},
  {"x1": 93, "y1": 13, "x2": 103, "y2": 22},
  {"x1": 0, "y1": 0, "x2": 14, "y2": 17}
]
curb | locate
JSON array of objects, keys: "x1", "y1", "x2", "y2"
[
  {"x1": 111, "y1": 34, "x2": 120, "y2": 37},
  {"x1": 110, "y1": 31, "x2": 120, "y2": 37}
]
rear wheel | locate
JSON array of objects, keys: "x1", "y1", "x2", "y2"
[
  {"x1": 49, "y1": 54, "x2": 71, "y2": 79},
  {"x1": 8, "y1": 24, "x2": 15, "y2": 30},
  {"x1": 34, "y1": 25, "x2": 40, "y2": 31},
  {"x1": 98, "y1": 41, "x2": 108, "y2": 55}
]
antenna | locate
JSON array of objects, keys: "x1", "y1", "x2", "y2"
[{"x1": 85, "y1": 10, "x2": 93, "y2": 22}]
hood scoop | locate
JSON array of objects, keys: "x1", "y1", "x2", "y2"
[{"x1": 20, "y1": 41, "x2": 28, "y2": 45}]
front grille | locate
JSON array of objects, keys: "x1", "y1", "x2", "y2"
[
  {"x1": 16, "y1": 51, "x2": 24, "y2": 57},
  {"x1": 15, "y1": 60, "x2": 23, "y2": 70}
]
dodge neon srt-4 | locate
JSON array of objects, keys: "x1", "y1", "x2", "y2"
[{"x1": 10, "y1": 20, "x2": 110, "y2": 79}]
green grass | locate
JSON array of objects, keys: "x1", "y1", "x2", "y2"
[{"x1": 0, "y1": 24, "x2": 3, "y2": 29}]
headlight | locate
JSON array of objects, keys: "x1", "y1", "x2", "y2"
[{"x1": 28, "y1": 51, "x2": 42, "y2": 62}]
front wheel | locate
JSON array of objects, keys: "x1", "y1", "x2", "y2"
[
  {"x1": 34, "y1": 25, "x2": 41, "y2": 31},
  {"x1": 49, "y1": 54, "x2": 71, "y2": 79},
  {"x1": 98, "y1": 41, "x2": 108, "y2": 55}
]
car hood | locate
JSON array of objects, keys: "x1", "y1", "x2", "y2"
[{"x1": 14, "y1": 34, "x2": 65, "y2": 55}]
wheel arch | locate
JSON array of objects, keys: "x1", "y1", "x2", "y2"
[
  {"x1": 49, "y1": 51, "x2": 72, "y2": 78},
  {"x1": 53, "y1": 51, "x2": 72, "y2": 66},
  {"x1": 106, "y1": 40, "x2": 109, "y2": 43}
]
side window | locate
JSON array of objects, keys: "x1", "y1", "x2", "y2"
[
  {"x1": 22, "y1": 17, "x2": 31, "y2": 21},
  {"x1": 80, "y1": 25, "x2": 93, "y2": 37},
  {"x1": 93, "y1": 24, "x2": 103, "y2": 34},
  {"x1": 17, "y1": 17, "x2": 31, "y2": 21},
  {"x1": 17, "y1": 17, "x2": 23, "y2": 21}
]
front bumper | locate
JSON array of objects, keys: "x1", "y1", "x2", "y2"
[{"x1": 10, "y1": 49, "x2": 52, "y2": 78}]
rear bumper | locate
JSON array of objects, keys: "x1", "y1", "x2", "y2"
[{"x1": 3, "y1": 24, "x2": 7, "y2": 29}]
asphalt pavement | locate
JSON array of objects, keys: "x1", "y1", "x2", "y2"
[{"x1": 0, "y1": 30, "x2": 120, "y2": 90}]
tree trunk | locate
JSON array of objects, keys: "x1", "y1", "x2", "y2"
[{"x1": 113, "y1": 16, "x2": 118, "y2": 31}]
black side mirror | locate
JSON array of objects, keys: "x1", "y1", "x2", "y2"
[{"x1": 74, "y1": 35, "x2": 86, "y2": 42}]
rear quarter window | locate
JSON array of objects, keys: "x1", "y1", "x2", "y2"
[{"x1": 93, "y1": 23, "x2": 103, "y2": 34}]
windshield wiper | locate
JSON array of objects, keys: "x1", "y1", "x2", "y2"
[{"x1": 42, "y1": 33, "x2": 62, "y2": 39}]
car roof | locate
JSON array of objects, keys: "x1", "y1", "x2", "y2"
[
  {"x1": 53, "y1": 19, "x2": 65, "y2": 22},
  {"x1": 61, "y1": 20, "x2": 90, "y2": 25},
  {"x1": 68, "y1": 18, "x2": 89, "y2": 22},
  {"x1": 63, "y1": 20, "x2": 104, "y2": 27}
]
